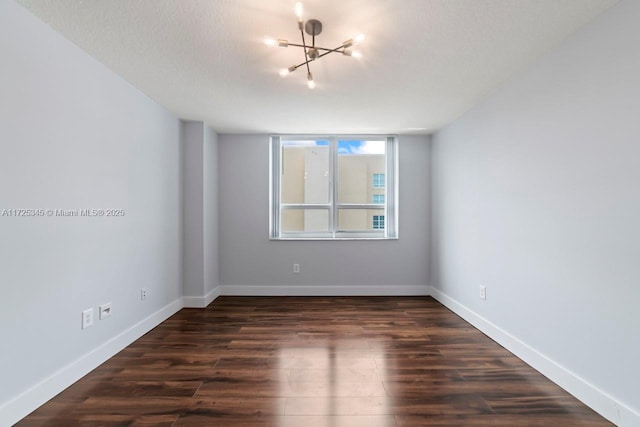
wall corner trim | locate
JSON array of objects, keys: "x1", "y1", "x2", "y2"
[
  {"x1": 429, "y1": 287, "x2": 640, "y2": 427},
  {"x1": 183, "y1": 286, "x2": 221, "y2": 308},
  {"x1": 0, "y1": 298, "x2": 184, "y2": 427}
]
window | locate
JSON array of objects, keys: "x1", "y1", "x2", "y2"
[
  {"x1": 270, "y1": 136, "x2": 398, "y2": 239},
  {"x1": 373, "y1": 173, "x2": 385, "y2": 188}
]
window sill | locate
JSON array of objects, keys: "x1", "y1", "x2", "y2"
[{"x1": 269, "y1": 236, "x2": 399, "y2": 241}]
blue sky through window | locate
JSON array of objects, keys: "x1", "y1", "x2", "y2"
[
  {"x1": 338, "y1": 140, "x2": 362, "y2": 154},
  {"x1": 337, "y1": 140, "x2": 385, "y2": 155},
  {"x1": 284, "y1": 140, "x2": 384, "y2": 155},
  {"x1": 303, "y1": 140, "x2": 385, "y2": 154}
]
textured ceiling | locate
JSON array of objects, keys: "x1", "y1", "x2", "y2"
[{"x1": 17, "y1": 0, "x2": 618, "y2": 134}]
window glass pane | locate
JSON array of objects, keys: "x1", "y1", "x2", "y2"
[
  {"x1": 281, "y1": 140, "x2": 330, "y2": 204},
  {"x1": 282, "y1": 209, "x2": 329, "y2": 232},
  {"x1": 338, "y1": 140, "x2": 385, "y2": 204},
  {"x1": 373, "y1": 173, "x2": 385, "y2": 188},
  {"x1": 338, "y1": 209, "x2": 384, "y2": 232},
  {"x1": 373, "y1": 194, "x2": 385, "y2": 204},
  {"x1": 372, "y1": 214, "x2": 385, "y2": 229}
]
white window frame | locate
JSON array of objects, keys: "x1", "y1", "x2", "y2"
[{"x1": 270, "y1": 135, "x2": 398, "y2": 240}]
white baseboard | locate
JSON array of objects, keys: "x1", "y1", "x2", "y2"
[
  {"x1": 183, "y1": 286, "x2": 221, "y2": 308},
  {"x1": 219, "y1": 284, "x2": 430, "y2": 296},
  {"x1": 205, "y1": 286, "x2": 220, "y2": 306},
  {"x1": 429, "y1": 286, "x2": 639, "y2": 427},
  {"x1": 0, "y1": 298, "x2": 184, "y2": 427}
]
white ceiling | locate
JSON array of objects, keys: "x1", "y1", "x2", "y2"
[{"x1": 17, "y1": 0, "x2": 617, "y2": 134}]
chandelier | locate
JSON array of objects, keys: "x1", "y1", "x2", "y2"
[{"x1": 264, "y1": 2, "x2": 365, "y2": 89}]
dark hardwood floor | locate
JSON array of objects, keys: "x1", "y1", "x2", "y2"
[{"x1": 17, "y1": 296, "x2": 613, "y2": 426}]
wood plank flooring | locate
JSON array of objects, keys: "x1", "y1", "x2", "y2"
[{"x1": 17, "y1": 296, "x2": 613, "y2": 426}]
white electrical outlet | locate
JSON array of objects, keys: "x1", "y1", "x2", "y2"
[
  {"x1": 293, "y1": 263, "x2": 300, "y2": 273},
  {"x1": 479, "y1": 285, "x2": 487, "y2": 300},
  {"x1": 82, "y1": 308, "x2": 94, "y2": 329},
  {"x1": 141, "y1": 288, "x2": 148, "y2": 300},
  {"x1": 99, "y1": 303, "x2": 112, "y2": 319}
]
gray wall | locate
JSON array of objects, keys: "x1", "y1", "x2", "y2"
[
  {"x1": 218, "y1": 134, "x2": 430, "y2": 294},
  {"x1": 0, "y1": 0, "x2": 182, "y2": 418},
  {"x1": 183, "y1": 122, "x2": 220, "y2": 305},
  {"x1": 182, "y1": 123, "x2": 205, "y2": 299},
  {"x1": 431, "y1": 0, "x2": 639, "y2": 420},
  {"x1": 203, "y1": 126, "x2": 219, "y2": 297}
]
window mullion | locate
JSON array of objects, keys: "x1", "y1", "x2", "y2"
[
  {"x1": 330, "y1": 137, "x2": 338, "y2": 238},
  {"x1": 281, "y1": 204, "x2": 331, "y2": 209},
  {"x1": 385, "y1": 136, "x2": 396, "y2": 238},
  {"x1": 270, "y1": 136, "x2": 281, "y2": 239},
  {"x1": 336, "y1": 204, "x2": 384, "y2": 209}
]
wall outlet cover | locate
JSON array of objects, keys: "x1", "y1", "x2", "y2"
[
  {"x1": 99, "y1": 303, "x2": 112, "y2": 319},
  {"x1": 82, "y1": 308, "x2": 94, "y2": 329}
]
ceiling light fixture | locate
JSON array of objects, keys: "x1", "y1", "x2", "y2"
[{"x1": 265, "y1": 2, "x2": 364, "y2": 89}]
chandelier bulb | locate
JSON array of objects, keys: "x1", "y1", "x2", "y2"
[
  {"x1": 295, "y1": 2, "x2": 303, "y2": 22},
  {"x1": 280, "y1": 65, "x2": 297, "y2": 77},
  {"x1": 277, "y1": 38, "x2": 289, "y2": 47},
  {"x1": 355, "y1": 34, "x2": 365, "y2": 44},
  {"x1": 264, "y1": 38, "x2": 277, "y2": 47},
  {"x1": 352, "y1": 50, "x2": 363, "y2": 59},
  {"x1": 342, "y1": 39, "x2": 354, "y2": 49},
  {"x1": 307, "y1": 72, "x2": 315, "y2": 89}
]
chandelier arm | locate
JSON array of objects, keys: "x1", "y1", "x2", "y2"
[
  {"x1": 290, "y1": 44, "x2": 349, "y2": 71},
  {"x1": 299, "y1": 25, "x2": 311, "y2": 74},
  {"x1": 315, "y1": 46, "x2": 342, "y2": 52},
  {"x1": 287, "y1": 43, "x2": 340, "y2": 52},
  {"x1": 290, "y1": 59, "x2": 311, "y2": 71},
  {"x1": 315, "y1": 45, "x2": 348, "y2": 58},
  {"x1": 288, "y1": 43, "x2": 351, "y2": 73}
]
